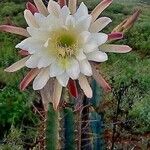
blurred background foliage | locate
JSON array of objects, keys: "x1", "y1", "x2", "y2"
[{"x1": 0, "y1": 0, "x2": 149, "y2": 149}]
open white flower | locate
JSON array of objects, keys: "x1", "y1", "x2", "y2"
[
  {"x1": 0, "y1": 0, "x2": 132, "y2": 110},
  {"x1": 16, "y1": 1, "x2": 109, "y2": 89}
]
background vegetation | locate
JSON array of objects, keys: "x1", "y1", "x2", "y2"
[{"x1": 0, "y1": 0, "x2": 149, "y2": 149}]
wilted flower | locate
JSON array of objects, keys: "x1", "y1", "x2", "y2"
[{"x1": 0, "y1": 0, "x2": 132, "y2": 110}]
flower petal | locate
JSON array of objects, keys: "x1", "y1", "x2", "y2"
[
  {"x1": 27, "y1": 27, "x2": 50, "y2": 40},
  {"x1": 37, "y1": 55, "x2": 55, "y2": 68},
  {"x1": 65, "y1": 15, "x2": 75, "y2": 27},
  {"x1": 74, "y1": 2, "x2": 88, "y2": 19},
  {"x1": 56, "y1": 72, "x2": 69, "y2": 87},
  {"x1": 24, "y1": 9, "x2": 39, "y2": 28},
  {"x1": 52, "y1": 79, "x2": 62, "y2": 110},
  {"x1": 91, "y1": 33, "x2": 108, "y2": 46},
  {"x1": 20, "y1": 68, "x2": 40, "y2": 91},
  {"x1": 87, "y1": 51, "x2": 108, "y2": 62},
  {"x1": 66, "y1": 59, "x2": 80, "y2": 79},
  {"x1": 76, "y1": 49, "x2": 86, "y2": 61},
  {"x1": 26, "y1": 2, "x2": 38, "y2": 14},
  {"x1": 90, "y1": 17, "x2": 112, "y2": 33},
  {"x1": 34, "y1": 13, "x2": 47, "y2": 27},
  {"x1": 76, "y1": 15, "x2": 92, "y2": 32},
  {"x1": 61, "y1": 5, "x2": 71, "y2": 22},
  {"x1": 100, "y1": 44, "x2": 132, "y2": 53},
  {"x1": 25, "y1": 54, "x2": 40, "y2": 68},
  {"x1": 68, "y1": 0, "x2": 77, "y2": 14},
  {"x1": 80, "y1": 31, "x2": 91, "y2": 43},
  {"x1": 78, "y1": 75, "x2": 92, "y2": 98},
  {"x1": 83, "y1": 41, "x2": 98, "y2": 53},
  {"x1": 34, "y1": 0, "x2": 49, "y2": 16},
  {"x1": 48, "y1": 0, "x2": 61, "y2": 17},
  {"x1": 16, "y1": 37, "x2": 44, "y2": 54},
  {"x1": 0, "y1": 25, "x2": 29, "y2": 37},
  {"x1": 67, "y1": 79, "x2": 78, "y2": 98},
  {"x1": 49, "y1": 62, "x2": 65, "y2": 77},
  {"x1": 33, "y1": 68, "x2": 50, "y2": 90},
  {"x1": 108, "y1": 32, "x2": 123, "y2": 41},
  {"x1": 91, "y1": 63, "x2": 111, "y2": 92},
  {"x1": 4, "y1": 56, "x2": 30, "y2": 72},
  {"x1": 91, "y1": 0, "x2": 113, "y2": 22},
  {"x1": 79, "y1": 59, "x2": 92, "y2": 76}
]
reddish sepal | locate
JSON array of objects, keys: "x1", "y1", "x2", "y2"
[
  {"x1": 67, "y1": 79, "x2": 79, "y2": 98},
  {"x1": 26, "y1": 2, "x2": 38, "y2": 14}
]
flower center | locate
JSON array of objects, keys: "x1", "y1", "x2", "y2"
[
  {"x1": 49, "y1": 28, "x2": 80, "y2": 58},
  {"x1": 58, "y1": 33, "x2": 76, "y2": 48}
]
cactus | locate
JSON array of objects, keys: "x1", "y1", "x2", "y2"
[{"x1": 45, "y1": 80, "x2": 105, "y2": 150}]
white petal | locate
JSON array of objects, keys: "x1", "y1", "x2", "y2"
[
  {"x1": 49, "y1": 62, "x2": 65, "y2": 77},
  {"x1": 48, "y1": 0, "x2": 61, "y2": 17},
  {"x1": 61, "y1": 5, "x2": 71, "y2": 22},
  {"x1": 78, "y1": 75, "x2": 92, "y2": 98},
  {"x1": 68, "y1": 0, "x2": 77, "y2": 14},
  {"x1": 33, "y1": 0, "x2": 49, "y2": 16},
  {"x1": 16, "y1": 37, "x2": 44, "y2": 54},
  {"x1": 90, "y1": 17, "x2": 112, "y2": 33},
  {"x1": 83, "y1": 41, "x2": 98, "y2": 53},
  {"x1": 76, "y1": 15, "x2": 92, "y2": 32},
  {"x1": 47, "y1": 14, "x2": 63, "y2": 29},
  {"x1": 79, "y1": 59, "x2": 92, "y2": 76},
  {"x1": 37, "y1": 55, "x2": 55, "y2": 68},
  {"x1": 56, "y1": 73, "x2": 69, "y2": 87},
  {"x1": 34, "y1": 13, "x2": 47, "y2": 27},
  {"x1": 24, "y1": 9, "x2": 39, "y2": 28},
  {"x1": 90, "y1": 33, "x2": 108, "y2": 46},
  {"x1": 74, "y1": 2, "x2": 88, "y2": 19},
  {"x1": 87, "y1": 51, "x2": 108, "y2": 62},
  {"x1": 4, "y1": 56, "x2": 30, "y2": 72},
  {"x1": 65, "y1": 15, "x2": 75, "y2": 27},
  {"x1": 25, "y1": 54, "x2": 40, "y2": 68},
  {"x1": 27, "y1": 27, "x2": 49, "y2": 40},
  {"x1": 66, "y1": 59, "x2": 80, "y2": 79},
  {"x1": 100, "y1": 44, "x2": 132, "y2": 53},
  {"x1": 35, "y1": 13, "x2": 63, "y2": 29},
  {"x1": 33, "y1": 68, "x2": 50, "y2": 90},
  {"x1": 76, "y1": 49, "x2": 86, "y2": 61},
  {"x1": 80, "y1": 31, "x2": 91, "y2": 43},
  {"x1": 52, "y1": 79, "x2": 62, "y2": 110}
]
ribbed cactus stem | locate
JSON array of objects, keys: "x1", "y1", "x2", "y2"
[
  {"x1": 63, "y1": 108, "x2": 76, "y2": 150},
  {"x1": 46, "y1": 104, "x2": 60, "y2": 150},
  {"x1": 45, "y1": 80, "x2": 105, "y2": 149}
]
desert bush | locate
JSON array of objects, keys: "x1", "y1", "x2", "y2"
[
  {"x1": 0, "y1": 85, "x2": 38, "y2": 138},
  {"x1": 126, "y1": 21, "x2": 150, "y2": 56},
  {"x1": 129, "y1": 95, "x2": 150, "y2": 133},
  {"x1": 0, "y1": 2, "x2": 24, "y2": 17}
]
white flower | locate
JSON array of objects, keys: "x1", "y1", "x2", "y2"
[
  {"x1": 15, "y1": 1, "x2": 108, "y2": 91},
  {"x1": 1, "y1": 0, "x2": 132, "y2": 110}
]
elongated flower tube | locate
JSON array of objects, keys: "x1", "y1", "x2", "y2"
[{"x1": 1, "y1": 0, "x2": 132, "y2": 110}]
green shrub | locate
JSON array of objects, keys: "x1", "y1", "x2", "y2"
[
  {"x1": 129, "y1": 95, "x2": 150, "y2": 133},
  {"x1": 0, "y1": 2, "x2": 24, "y2": 17},
  {"x1": 0, "y1": 86, "x2": 37, "y2": 126},
  {"x1": 125, "y1": 21, "x2": 150, "y2": 56}
]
